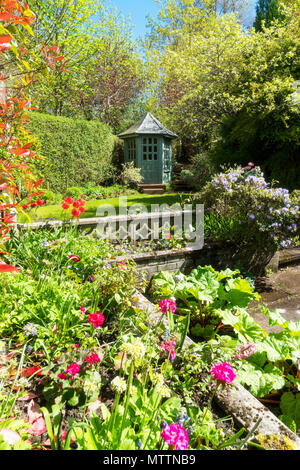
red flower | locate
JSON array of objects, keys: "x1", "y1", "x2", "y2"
[
  {"x1": 61, "y1": 203, "x2": 70, "y2": 210},
  {"x1": 84, "y1": 353, "x2": 101, "y2": 365},
  {"x1": 22, "y1": 204, "x2": 29, "y2": 210},
  {"x1": 71, "y1": 208, "x2": 81, "y2": 218},
  {"x1": 77, "y1": 199, "x2": 86, "y2": 206},
  {"x1": 22, "y1": 366, "x2": 43, "y2": 378},
  {"x1": 64, "y1": 197, "x2": 74, "y2": 204},
  {"x1": 57, "y1": 372, "x2": 67, "y2": 380},
  {"x1": 30, "y1": 202, "x2": 36, "y2": 208},
  {"x1": 88, "y1": 312, "x2": 105, "y2": 328},
  {"x1": 72, "y1": 200, "x2": 81, "y2": 208},
  {"x1": 79, "y1": 206, "x2": 86, "y2": 213},
  {"x1": 69, "y1": 254, "x2": 81, "y2": 262},
  {"x1": 36, "y1": 199, "x2": 45, "y2": 206}
]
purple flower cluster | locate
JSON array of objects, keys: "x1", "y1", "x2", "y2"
[{"x1": 206, "y1": 165, "x2": 299, "y2": 250}]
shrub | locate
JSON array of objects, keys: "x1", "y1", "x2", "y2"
[
  {"x1": 197, "y1": 164, "x2": 299, "y2": 274},
  {"x1": 28, "y1": 112, "x2": 119, "y2": 192},
  {"x1": 120, "y1": 162, "x2": 143, "y2": 188},
  {"x1": 64, "y1": 184, "x2": 137, "y2": 200},
  {"x1": 179, "y1": 153, "x2": 214, "y2": 191},
  {"x1": 38, "y1": 189, "x2": 63, "y2": 204}
]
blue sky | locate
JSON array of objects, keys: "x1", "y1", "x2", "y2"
[
  {"x1": 108, "y1": 0, "x2": 161, "y2": 40},
  {"x1": 108, "y1": 0, "x2": 257, "y2": 41}
]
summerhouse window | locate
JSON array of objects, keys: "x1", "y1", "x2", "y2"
[
  {"x1": 127, "y1": 138, "x2": 136, "y2": 164},
  {"x1": 143, "y1": 137, "x2": 158, "y2": 161}
]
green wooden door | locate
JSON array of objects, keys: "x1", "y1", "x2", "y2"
[{"x1": 140, "y1": 136, "x2": 162, "y2": 184}]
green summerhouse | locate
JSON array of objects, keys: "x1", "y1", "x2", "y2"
[{"x1": 118, "y1": 113, "x2": 178, "y2": 185}]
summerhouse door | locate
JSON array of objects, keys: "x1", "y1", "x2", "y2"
[{"x1": 141, "y1": 137, "x2": 161, "y2": 184}]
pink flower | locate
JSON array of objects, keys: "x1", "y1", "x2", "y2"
[
  {"x1": 69, "y1": 254, "x2": 81, "y2": 262},
  {"x1": 118, "y1": 261, "x2": 127, "y2": 269},
  {"x1": 210, "y1": 362, "x2": 236, "y2": 384},
  {"x1": 88, "y1": 312, "x2": 105, "y2": 328},
  {"x1": 80, "y1": 306, "x2": 86, "y2": 313},
  {"x1": 161, "y1": 339, "x2": 176, "y2": 361},
  {"x1": 65, "y1": 363, "x2": 81, "y2": 376},
  {"x1": 234, "y1": 343, "x2": 257, "y2": 360},
  {"x1": 161, "y1": 424, "x2": 189, "y2": 450},
  {"x1": 85, "y1": 353, "x2": 101, "y2": 365},
  {"x1": 164, "y1": 233, "x2": 172, "y2": 239},
  {"x1": 57, "y1": 372, "x2": 67, "y2": 380},
  {"x1": 158, "y1": 299, "x2": 176, "y2": 314}
]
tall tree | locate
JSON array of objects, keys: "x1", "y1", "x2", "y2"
[
  {"x1": 253, "y1": 0, "x2": 285, "y2": 31},
  {"x1": 27, "y1": 0, "x2": 144, "y2": 127},
  {"x1": 143, "y1": 0, "x2": 300, "y2": 187}
]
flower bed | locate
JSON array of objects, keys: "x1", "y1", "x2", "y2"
[
  {"x1": 1, "y1": 226, "x2": 294, "y2": 450},
  {"x1": 147, "y1": 265, "x2": 300, "y2": 443}
]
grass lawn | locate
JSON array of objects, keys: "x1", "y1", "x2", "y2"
[{"x1": 19, "y1": 193, "x2": 191, "y2": 222}]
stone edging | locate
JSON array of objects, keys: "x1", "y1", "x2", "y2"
[{"x1": 131, "y1": 290, "x2": 300, "y2": 450}]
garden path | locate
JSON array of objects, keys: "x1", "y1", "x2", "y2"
[{"x1": 248, "y1": 263, "x2": 300, "y2": 333}]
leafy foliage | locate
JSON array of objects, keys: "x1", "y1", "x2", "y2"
[
  {"x1": 196, "y1": 164, "x2": 299, "y2": 273},
  {"x1": 28, "y1": 112, "x2": 118, "y2": 192},
  {"x1": 143, "y1": 0, "x2": 300, "y2": 189}
]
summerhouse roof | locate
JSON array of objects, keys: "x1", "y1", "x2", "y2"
[{"x1": 118, "y1": 112, "x2": 178, "y2": 139}]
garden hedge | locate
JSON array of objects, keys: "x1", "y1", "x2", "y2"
[{"x1": 28, "y1": 112, "x2": 121, "y2": 192}]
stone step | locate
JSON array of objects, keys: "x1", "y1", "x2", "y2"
[
  {"x1": 138, "y1": 184, "x2": 166, "y2": 195},
  {"x1": 279, "y1": 247, "x2": 300, "y2": 267},
  {"x1": 141, "y1": 188, "x2": 166, "y2": 195}
]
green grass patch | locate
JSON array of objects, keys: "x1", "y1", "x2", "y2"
[{"x1": 19, "y1": 194, "x2": 191, "y2": 223}]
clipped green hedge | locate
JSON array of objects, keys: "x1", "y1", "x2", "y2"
[{"x1": 28, "y1": 112, "x2": 120, "y2": 192}]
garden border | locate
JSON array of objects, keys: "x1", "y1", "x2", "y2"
[
  {"x1": 15, "y1": 217, "x2": 299, "y2": 276},
  {"x1": 131, "y1": 290, "x2": 300, "y2": 449}
]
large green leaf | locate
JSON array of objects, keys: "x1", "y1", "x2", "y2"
[
  {"x1": 237, "y1": 363, "x2": 286, "y2": 397},
  {"x1": 280, "y1": 392, "x2": 300, "y2": 430}
]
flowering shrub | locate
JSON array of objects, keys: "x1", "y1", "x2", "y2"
[
  {"x1": 198, "y1": 164, "x2": 299, "y2": 273},
  {"x1": 0, "y1": 0, "x2": 67, "y2": 272}
]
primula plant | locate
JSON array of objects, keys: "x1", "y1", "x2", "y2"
[{"x1": 150, "y1": 265, "x2": 259, "y2": 340}]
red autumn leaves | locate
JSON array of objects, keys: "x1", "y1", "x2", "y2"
[
  {"x1": 41, "y1": 43, "x2": 68, "y2": 73},
  {"x1": 62, "y1": 197, "x2": 86, "y2": 218},
  {"x1": 0, "y1": 1, "x2": 35, "y2": 26},
  {"x1": 0, "y1": 34, "x2": 12, "y2": 52}
]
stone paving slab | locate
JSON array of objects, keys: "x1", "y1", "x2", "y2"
[{"x1": 248, "y1": 265, "x2": 300, "y2": 333}]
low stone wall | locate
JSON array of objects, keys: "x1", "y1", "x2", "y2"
[{"x1": 113, "y1": 244, "x2": 281, "y2": 279}]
